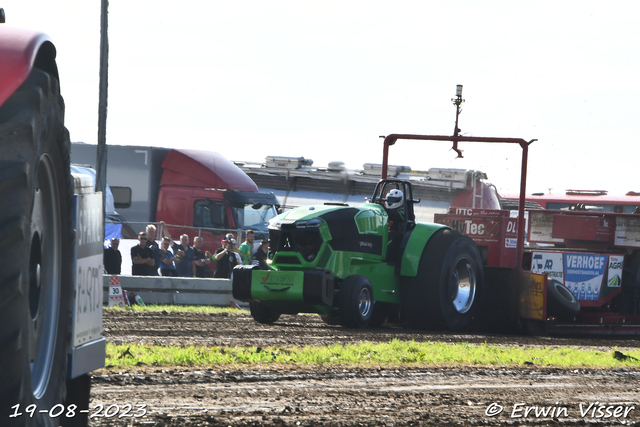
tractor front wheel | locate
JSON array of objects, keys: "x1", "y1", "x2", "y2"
[
  {"x1": 249, "y1": 301, "x2": 281, "y2": 324},
  {"x1": 339, "y1": 275, "x2": 374, "y2": 328}
]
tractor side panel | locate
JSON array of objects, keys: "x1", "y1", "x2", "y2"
[
  {"x1": 346, "y1": 257, "x2": 400, "y2": 304},
  {"x1": 400, "y1": 223, "x2": 449, "y2": 277}
]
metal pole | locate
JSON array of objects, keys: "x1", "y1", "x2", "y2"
[{"x1": 96, "y1": 0, "x2": 109, "y2": 234}]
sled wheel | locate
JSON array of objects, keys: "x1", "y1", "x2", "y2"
[
  {"x1": 0, "y1": 68, "x2": 76, "y2": 426},
  {"x1": 249, "y1": 301, "x2": 281, "y2": 324},
  {"x1": 547, "y1": 279, "x2": 580, "y2": 320},
  {"x1": 339, "y1": 275, "x2": 374, "y2": 328},
  {"x1": 521, "y1": 318, "x2": 547, "y2": 336},
  {"x1": 401, "y1": 229, "x2": 483, "y2": 331}
]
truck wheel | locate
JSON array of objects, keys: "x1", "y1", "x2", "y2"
[
  {"x1": 401, "y1": 229, "x2": 483, "y2": 331},
  {"x1": 0, "y1": 68, "x2": 76, "y2": 426},
  {"x1": 249, "y1": 301, "x2": 281, "y2": 324},
  {"x1": 339, "y1": 275, "x2": 374, "y2": 328},
  {"x1": 547, "y1": 279, "x2": 580, "y2": 320}
]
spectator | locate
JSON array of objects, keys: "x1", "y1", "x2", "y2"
[
  {"x1": 131, "y1": 232, "x2": 155, "y2": 276},
  {"x1": 159, "y1": 237, "x2": 178, "y2": 277},
  {"x1": 192, "y1": 236, "x2": 211, "y2": 278},
  {"x1": 103, "y1": 238, "x2": 122, "y2": 275},
  {"x1": 212, "y1": 237, "x2": 240, "y2": 278},
  {"x1": 252, "y1": 238, "x2": 271, "y2": 270},
  {"x1": 173, "y1": 234, "x2": 195, "y2": 277},
  {"x1": 225, "y1": 233, "x2": 241, "y2": 256},
  {"x1": 238, "y1": 229, "x2": 255, "y2": 265},
  {"x1": 145, "y1": 223, "x2": 169, "y2": 276},
  {"x1": 229, "y1": 238, "x2": 242, "y2": 266}
]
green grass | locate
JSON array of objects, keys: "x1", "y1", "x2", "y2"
[
  {"x1": 103, "y1": 305, "x2": 640, "y2": 369},
  {"x1": 105, "y1": 340, "x2": 640, "y2": 370}
]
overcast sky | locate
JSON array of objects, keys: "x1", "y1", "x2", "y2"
[{"x1": 4, "y1": 1, "x2": 639, "y2": 196}]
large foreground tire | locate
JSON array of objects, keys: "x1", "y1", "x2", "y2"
[
  {"x1": 339, "y1": 275, "x2": 374, "y2": 328},
  {"x1": 547, "y1": 279, "x2": 580, "y2": 320},
  {"x1": 0, "y1": 68, "x2": 76, "y2": 426},
  {"x1": 249, "y1": 301, "x2": 281, "y2": 324},
  {"x1": 401, "y1": 229, "x2": 483, "y2": 331}
]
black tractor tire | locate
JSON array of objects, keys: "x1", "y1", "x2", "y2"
[
  {"x1": 249, "y1": 301, "x2": 281, "y2": 324},
  {"x1": 369, "y1": 302, "x2": 388, "y2": 328},
  {"x1": 339, "y1": 275, "x2": 374, "y2": 328},
  {"x1": 401, "y1": 229, "x2": 483, "y2": 331},
  {"x1": 0, "y1": 68, "x2": 76, "y2": 426},
  {"x1": 319, "y1": 314, "x2": 341, "y2": 325},
  {"x1": 546, "y1": 279, "x2": 580, "y2": 320}
]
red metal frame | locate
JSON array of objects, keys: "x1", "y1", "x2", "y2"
[{"x1": 381, "y1": 134, "x2": 535, "y2": 269}]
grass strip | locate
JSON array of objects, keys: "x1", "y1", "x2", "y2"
[{"x1": 105, "y1": 340, "x2": 640, "y2": 369}]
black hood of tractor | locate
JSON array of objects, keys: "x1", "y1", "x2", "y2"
[{"x1": 319, "y1": 207, "x2": 382, "y2": 255}]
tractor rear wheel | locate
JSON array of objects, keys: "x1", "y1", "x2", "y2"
[
  {"x1": 339, "y1": 275, "x2": 374, "y2": 328},
  {"x1": 401, "y1": 229, "x2": 483, "y2": 331},
  {"x1": 0, "y1": 68, "x2": 76, "y2": 426},
  {"x1": 249, "y1": 301, "x2": 281, "y2": 324}
]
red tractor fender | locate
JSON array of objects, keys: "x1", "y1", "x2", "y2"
[{"x1": 0, "y1": 26, "x2": 58, "y2": 107}]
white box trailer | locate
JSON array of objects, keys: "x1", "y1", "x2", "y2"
[{"x1": 71, "y1": 143, "x2": 171, "y2": 233}]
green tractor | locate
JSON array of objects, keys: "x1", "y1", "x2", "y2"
[{"x1": 232, "y1": 178, "x2": 484, "y2": 331}]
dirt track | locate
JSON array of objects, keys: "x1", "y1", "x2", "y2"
[{"x1": 89, "y1": 310, "x2": 640, "y2": 426}]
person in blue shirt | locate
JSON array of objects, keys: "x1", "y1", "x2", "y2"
[
  {"x1": 172, "y1": 234, "x2": 195, "y2": 277},
  {"x1": 159, "y1": 237, "x2": 178, "y2": 276}
]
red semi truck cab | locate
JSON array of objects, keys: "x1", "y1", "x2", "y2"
[{"x1": 70, "y1": 144, "x2": 281, "y2": 254}]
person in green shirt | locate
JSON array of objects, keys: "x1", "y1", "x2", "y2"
[{"x1": 238, "y1": 229, "x2": 255, "y2": 265}]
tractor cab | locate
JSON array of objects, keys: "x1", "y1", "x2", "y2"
[{"x1": 371, "y1": 179, "x2": 420, "y2": 263}]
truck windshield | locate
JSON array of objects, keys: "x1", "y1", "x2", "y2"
[{"x1": 233, "y1": 204, "x2": 278, "y2": 232}]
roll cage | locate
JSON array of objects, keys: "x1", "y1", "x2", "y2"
[{"x1": 371, "y1": 179, "x2": 420, "y2": 235}]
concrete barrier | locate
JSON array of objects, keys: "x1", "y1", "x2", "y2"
[{"x1": 104, "y1": 275, "x2": 247, "y2": 307}]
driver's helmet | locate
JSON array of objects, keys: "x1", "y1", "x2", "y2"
[{"x1": 385, "y1": 189, "x2": 404, "y2": 209}]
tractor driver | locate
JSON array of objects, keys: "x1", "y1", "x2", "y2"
[{"x1": 385, "y1": 189, "x2": 405, "y2": 261}]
